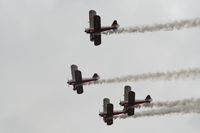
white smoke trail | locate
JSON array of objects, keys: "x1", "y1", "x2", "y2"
[
  {"x1": 88, "y1": 68, "x2": 200, "y2": 85},
  {"x1": 152, "y1": 98, "x2": 197, "y2": 108},
  {"x1": 103, "y1": 17, "x2": 200, "y2": 35},
  {"x1": 115, "y1": 98, "x2": 200, "y2": 119}
]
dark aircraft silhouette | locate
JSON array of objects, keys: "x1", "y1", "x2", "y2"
[
  {"x1": 119, "y1": 85, "x2": 152, "y2": 116},
  {"x1": 99, "y1": 98, "x2": 125, "y2": 125},
  {"x1": 67, "y1": 64, "x2": 100, "y2": 94},
  {"x1": 85, "y1": 10, "x2": 119, "y2": 46}
]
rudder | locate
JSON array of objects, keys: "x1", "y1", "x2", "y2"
[
  {"x1": 111, "y1": 20, "x2": 119, "y2": 29},
  {"x1": 145, "y1": 95, "x2": 152, "y2": 102}
]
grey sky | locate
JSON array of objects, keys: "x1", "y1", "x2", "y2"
[{"x1": 0, "y1": 0, "x2": 200, "y2": 133}]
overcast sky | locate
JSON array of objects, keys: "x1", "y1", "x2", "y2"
[{"x1": 1, "y1": 0, "x2": 200, "y2": 133}]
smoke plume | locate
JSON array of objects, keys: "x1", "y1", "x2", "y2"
[
  {"x1": 115, "y1": 98, "x2": 200, "y2": 119},
  {"x1": 103, "y1": 17, "x2": 200, "y2": 35},
  {"x1": 152, "y1": 98, "x2": 197, "y2": 108},
  {"x1": 88, "y1": 68, "x2": 200, "y2": 85}
]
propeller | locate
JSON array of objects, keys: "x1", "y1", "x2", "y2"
[
  {"x1": 99, "y1": 109, "x2": 101, "y2": 120},
  {"x1": 67, "y1": 78, "x2": 70, "y2": 87}
]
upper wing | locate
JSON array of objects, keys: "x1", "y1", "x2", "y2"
[
  {"x1": 128, "y1": 91, "x2": 135, "y2": 106},
  {"x1": 94, "y1": 34, "x2": 101, "y2": 46},
  {"x1": 74, "y1": 70, "x2": 82, "y2": 83},
  {"x1": 71, "y1": 64, "x2": 78, "y2": 80},
  {"x1": 93, "y1": 15, "x2": 101, "y2": 31},
  {"x1": 89, "y1": 10, "x2": 96, "y2": 28},
  {"x1": 107, "y1": 103, "x2": 113, "y2": 117},
  {"x1": 91, "y1": 14, "x2": 101, "y2": 45},
  {"x1": 103, "y1": 98, "x2": 110, "y2": 112},
  {"x1": 124, "y1": 85, "x2": 131, "y2": 101}
]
